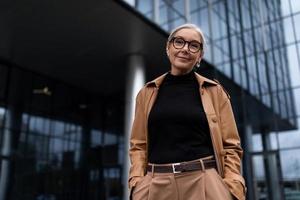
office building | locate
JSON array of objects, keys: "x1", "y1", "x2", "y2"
[{"x1": 0, "y1": 0, "x2": 299, "y2": 199}]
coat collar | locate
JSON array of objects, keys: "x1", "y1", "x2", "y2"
[{"x1": 145, "y1": 71, "x2": 217, "y2": 88}]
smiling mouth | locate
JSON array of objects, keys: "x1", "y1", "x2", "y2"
[{"x1": 177, "y1": 56, "x2": 190, "y2": 60}]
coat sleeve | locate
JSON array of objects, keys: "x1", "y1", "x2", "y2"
[
  {"x1": 128, "y1": 89, "x2": 147, "y2": 189},
  {"x1": 219, "y1": 89, "x2": 246, "y2": 200}
]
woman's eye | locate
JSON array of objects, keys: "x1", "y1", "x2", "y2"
[
  {"x1": 191, "y1": 43, "x2": 200, "y2": 49},
  {"x1": 175, "y1": 40, "x2": 184, "y2": 45}
]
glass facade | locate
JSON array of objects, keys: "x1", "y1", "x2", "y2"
[
  {"x1": 135, "y1": 0, "x2": 296, "y2": 125},
  {"x1": 131, "y1": 0, "x2": 300, "y2": 199},
  {"x1": 0, "y1": 66, "x2": 124, "y2": 199}
]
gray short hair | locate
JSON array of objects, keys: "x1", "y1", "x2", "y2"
[{"x1": 167, "y1": 23, "x2": 206, "y2": 56}]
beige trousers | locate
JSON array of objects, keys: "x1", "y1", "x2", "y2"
[{"x1": 131, "y1": 168, "x2": 233, "y2": 200}]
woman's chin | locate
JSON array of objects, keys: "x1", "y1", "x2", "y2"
[{"x1": 172, "y1": 63, "x2": 194, "y2": 72}]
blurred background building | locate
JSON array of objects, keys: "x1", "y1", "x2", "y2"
[{"x1": 0, "y1": 0, "x2": 299, "y2": 200}]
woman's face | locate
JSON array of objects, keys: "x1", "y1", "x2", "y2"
[{"x1": 166, "y1": 28, "x2": 203, "y2": 75}]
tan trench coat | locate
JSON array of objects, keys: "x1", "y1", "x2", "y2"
[{"x1": 129, "y1": 72, "x2": 246, "y2": 200}]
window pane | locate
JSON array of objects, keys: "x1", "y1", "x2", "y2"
[
  {"x1": 279, "y1": 118, "x2": 300, "y2": 148},
  {"x1": 290, "y1": 0, "x2": 300, "y2": 13},
  {"x1": 252, "y1": 134, "x2": 263, "y2": 152},
  {"x1": 287, "y1": 45, "x2": 300, "y2": 87}
]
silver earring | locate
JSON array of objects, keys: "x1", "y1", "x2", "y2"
[{"x1": 196, "y1": 62, "x2": 200, "y2": 68}]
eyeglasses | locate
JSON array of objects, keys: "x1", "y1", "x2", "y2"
[{"x1": 170, "y1": 37, "x2": 203, "y2": 53}]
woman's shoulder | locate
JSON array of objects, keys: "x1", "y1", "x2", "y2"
[
  {"x1": 212, "y1": 79, "x2": 231, "y2": 99},
  {"x1": 145, "y1": 73, "x2": 169, "y2": 88},
  {"x1": 194, "y1": 73, "x2": 230, "y2": 99},
  {"x1": 135, "y1": 72, "x2": 168, "y2": 101}
]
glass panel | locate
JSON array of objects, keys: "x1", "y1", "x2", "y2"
[
  {"x1": 223, "y1": 62, "x2": 232, "y2": 78},
  {"x1": 104, "y1": 133, "x2": 117, "y2": 145},
  {"x1": 159, "y1": 1, "x2": 168, "y2": 25},
  {"x1": 280, "y1": 149, "x2": 300, "y2": 199},
  {"x1": 91, "y1": 129, "x2": 103, "y2": 147},
  {"x1": 136, "y1": 0, "x2": 153, "y2": 15},
  {"x1": 172, "y1": 0, "x2": 185, "y2": 16},
  {"x1": 52, "y1": 120, "x2": 64, "y2": 137},
  {"x1": 233, "y1": 62, "x2": 241, "y2": 85},
  {"x1": 252, "y1": 134, "x2": 263, "y2": 152},
  {"x1": 204, "y1": 41, "x2": 212, "y2": 61},
  {"x1": 278, "y1": 118, "x2": 300, "y2": 149},
  {"x1": 198, "y1": 7, "x2": 210, "y2": 42},
  {"x1": 241, "y1": 1, "x2": 251, "y2": 29},
  {"x1": 211, "y1": 2, "x2": 226, "y2": 40},
  {"x1": 294, "y1": 14, "x2": 300, "y2": 41},
  {"x1": 278, "y1": 90, "x2": 288, "y2": 119},
  {"x1": 290, "y1": 0, "x2": 300, "y2": 13},
  {"x1": 293, "y1": 89, "x2": 300, "y2": 118},
  {"x1": 213, "y1": 44, "x2": 223, "y2": 65},
  {"x1": 253, "y1": 155, "x2": 268, "y2": 199},
  {"x1": 269, "y1": 132, "x2": 279, "y2": 150},
  {"x1": 241, "y1": 68, "x2": 247, "y2": 90},
  {"x1": 283, "y1": 17, "x2": 296, "y2": 44},
  {"x1": 287, "y1": 45, "x2": 300, "y2": 87}
]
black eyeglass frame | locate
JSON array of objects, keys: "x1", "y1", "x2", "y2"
[{"x1": 170, "y1": 37, "x2": 203, "y2": 53}]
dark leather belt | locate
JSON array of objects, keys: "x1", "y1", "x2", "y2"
[{"x1": 147, "y1": 159, "x2": 217, "y2": 173}]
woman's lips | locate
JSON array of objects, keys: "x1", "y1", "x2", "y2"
[{"x1": 176, "y1": 56, "x2": 190, "y2": 61}]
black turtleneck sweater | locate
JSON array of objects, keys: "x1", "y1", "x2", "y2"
[{"x1": 148, "y1": 71, "x2": 214, "y2": 164}]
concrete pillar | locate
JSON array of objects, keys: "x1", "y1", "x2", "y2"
[
  {"x1": 242, "y1": 124, "x2": 255, "y2": 200},
  {"x1": 261, "y1": 130, "x2": 284, "y2": 200},
  {"x1": 123, "y1": 54, "x2": 145, "y2": 200}
]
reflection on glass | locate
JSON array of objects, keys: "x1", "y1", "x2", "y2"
[
  {"x1": 0, "y1": 107, "x2": 5, "y2": 145},
  {"x1": 279, "y1": 119, "x2": 300, "y2": 149},
  {"x1": 252, "y1": 134, "x2": 263, "y2": 152},
  {"x1": 280, "y1": 149, "x2": 300, "y2": 198},
  {"x1": 91, "y1": 129, "x2": 102, "y2": 147}
]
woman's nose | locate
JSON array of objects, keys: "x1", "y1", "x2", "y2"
[{"x1": 182, "y1": 43, "x2": 189, "y2": 51}]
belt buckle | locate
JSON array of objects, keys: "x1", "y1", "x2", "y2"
[{"x1": 172, "y1": 163, "x2": 181, "y2": 173}]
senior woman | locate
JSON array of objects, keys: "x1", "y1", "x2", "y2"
[{"x1": 128, "y1": 23, "x2": 246, "y2": 200}]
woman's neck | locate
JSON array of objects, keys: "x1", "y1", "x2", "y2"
[{"x1": 170, "y1": 68, "x2": 193, "y2": 76}]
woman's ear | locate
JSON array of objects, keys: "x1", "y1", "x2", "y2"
[
  {"x1": 166, "y1": 42, "x2": 170, "y2": 57},
  {"x1": 166, "y1": 47, "x2": 169, "y2": 57},
  {"x1": 198, "y1": 52, "x2": 203, "y2": 61},
  {"x1": 200, "y1": 51, "x2": 204, "y2": 58}
]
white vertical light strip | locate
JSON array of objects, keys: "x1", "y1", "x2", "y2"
[
  {"x1": 123, "y1": 54, "x2": 145, "y2": 200},
  {"x1": 184, "y1": 0, "x2": 191, "y2": 23},
  {"x1": 153, "y1": 0, "x2": 160, "y2": 24}
]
